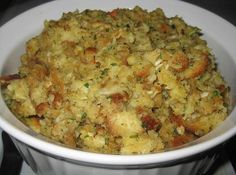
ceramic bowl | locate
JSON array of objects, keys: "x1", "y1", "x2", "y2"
[{"x1": 0, "y1": 0, "x2": 236, "y2": 174}]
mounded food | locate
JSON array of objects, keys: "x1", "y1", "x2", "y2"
[{"x1": 0, "y1": 6, "x2": 229, "y2": 154}]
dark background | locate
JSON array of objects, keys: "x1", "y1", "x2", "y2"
[{"x1": 0, "y1": 0, "x2": 236, "y2": 26}]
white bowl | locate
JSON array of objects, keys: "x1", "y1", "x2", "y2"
[{"x1": 1, "y1": 0, "x2": 236, "y2": 174}]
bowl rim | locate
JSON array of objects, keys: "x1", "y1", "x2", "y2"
[{"x1": 1, "y1": 0, "x2": 236, "y2": 166}]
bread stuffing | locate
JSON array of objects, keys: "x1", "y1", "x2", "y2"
[{"x1": 0, "y1": 6, "x2": 230, "y2": 154}]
